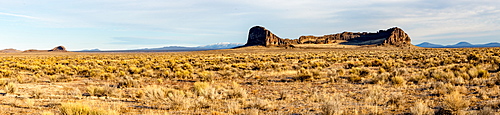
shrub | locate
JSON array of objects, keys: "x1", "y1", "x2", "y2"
[
  {"x1": 390, "y1": 76, "x2": 406, "y2": 86},
  {"x1": 369, "y1": 59, "x2": 384, "y2": 67},
  {"x1": 349, "y1": 67, "x2": 370, "y2": 77},
  {"x1": 294, "y1": 69, "x2": 314, "y2": 82},
  {"x1": 320, "y1": 93, "x2": 344, "y2": 115},
  {"x1": 327, "y1": 70, "x2": 338, "y2": 83},
  {"x1": 0, "y1": 79, "x2": 8, "y2": 87},
  {"x1": 193, "y1": 82, "x2": 210, "y2": 97},
  {"x1": 432, "y1": 82, "x2": 454, "y2": 96},
  {"x1": 449, "y1": 77, "x2": 465, "y2": 85},
  {"x1": 59, "y1": 103, "x2": 118, "y2": 115},
  {"x1": 197, "y1": 71, "x2": 213, "y2": 82},
  {"x1": 227, "y1": 101, "x2": 242, "y2": 114},
  {"x1": 166, "y1": 89, "x2": 192, "y2": 110},
  {"x1": 86, "y1": 86, "x2": 113, "y2": 97},
  {"x1": 442, "y1": 91, "x2": 469, "y2": 113},
  {"x1": 337, "y1": 69, "x2": 345, "y2": 76},
  {"x1": 378, "y1": 67, "x2": 386, "y2": 74},
  {"x1": 30, "y1": 90, "x2": 45, "y2": 99},
  {"x1": 409, "y1": 75, "x2": 426, "y2": 84},
  {"x1": 364, "y1": 85, "x2": 387, "y2": 106},
  {"x1": 477, "y1": 69, "x2": 489, "y2": 78},
  {"x1": 430, "y1": 69, "x2": 454, "y2": 81},
  {"x1": 117, "y1": 77, "x2": 141, "y2": 88},
  {"x1": 320, "y1": 100, "x2": 343, "y2": 115},
  {"x1": 142, "y1": 86, "x2": 168, "y2": 103},
  {"x1": 227, "y1": 82, "x2": 247, "y2": 99},
  {"x1": 247, "y1": 98, "x2": 273, "y2": 110},
  {"x1": 411, "y1": 101, "x2": 434, "y2": 115},
  {"x1": 100, "y1": 73, "x2": 115, "y2": 80},
  {"x1": 5, "y1": 83, "x2": 17, "y2": 94},
  {"x1": 345, "y1": 61, "x2": 363, "y2": 69},
  {"x1": 50, "y1": 75, "x2": 73, "y2": 82},
  {"x1": 0, "y1": 69, "x2": 14, "y2": 77},
  {"x1": 245, "y1": 108, "x2": 260, "y2": 115},
  {"x1": 128, "y1": 67, "x2": 143, "y2": 74},
  {"x1": 175, "y1": 70, "x2": 192, "y2": 79},
  {"x1": 386, "y1": 92, "x2": 404, "y2": 107},
  {"x1": 89, "y1": 69, "x2": 103, "y2": 78},
  {"x1": 476, "y1": 107, "x2": 495, "y2": 115},
  {"x1": 347, "y1": 75, "x2": 362, "y2": 83},
  {"x1": 42, "y1": 111, "x2": 55, "y2": 115},
  {"x1": 468, "y1": 67, "x2": 479, "y2": 78},
  {"x1": 370, "y1": 72, "x2": 390, "y2": 84}
]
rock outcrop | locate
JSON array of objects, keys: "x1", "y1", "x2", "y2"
[
  {"x1": 245, "y1": 26, "x2": 294, "y2": 46},
  {"x1": 49, "y1": 46, "x2": 68, "y2": 52},
  {"x1": 244, "y1": 26, "x2": 412, "y2": 47}
]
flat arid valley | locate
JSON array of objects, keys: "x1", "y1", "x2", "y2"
[
  {"x1": 2, "y1": 1, "x2": 500, "y2": 114},
  {"x1": 1, "y1": 26, "x2": 500, "y2": 115}
]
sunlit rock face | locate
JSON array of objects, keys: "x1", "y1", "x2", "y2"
[{"x1": 244, "y1": 26, "x2": 411, "y2": 47}]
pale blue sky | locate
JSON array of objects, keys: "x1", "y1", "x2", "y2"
[{"x1": 1, "y1": 0, "x2": 499, "y2": 50}]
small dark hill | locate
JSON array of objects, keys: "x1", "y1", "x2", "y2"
[
  {"x1": 49, "y1": 46, "x2": 68, "y2": 52},
  {"x1": 23, "y1": 46, "x2": 69, "y2": 52}
]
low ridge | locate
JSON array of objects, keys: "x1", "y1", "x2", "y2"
[
  {"x1": 244, "y1": 26, "x2": 412, "y2": 48},
  {"x1": 0, "y1": 48, "x2": 22, "y2": 53},
  {"x1": 23, "y1": 46, "x2": 69, "y2": 52}
]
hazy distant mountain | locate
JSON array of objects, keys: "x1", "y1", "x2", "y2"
[
  {"x1": 415, "y1": 42, "x2": 444, "y2": 48},
  {"x1": 482, "y1": 42, "x2": 500, "y2": 47},
  {"x1": 77, "y1": 42, "x2": 244, "y2": 52},
  {"x1": 80, "y1": 49, "x2": 101, "y2": 51},
  {"x1": 142, "y1": 42, "x2": 244, "y2": 51},
  {"x1": 450, "y1": 42, "x2": 473, "y2": 47},
  {"x1": 416, "y1": 42, "x2": 500, "y2": 48},
  {"x1": 197, "y1": 42, "x2": 244, "y2": 49}
]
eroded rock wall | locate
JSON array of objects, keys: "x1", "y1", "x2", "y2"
[
  {"x1": 245, "y1": 26, "x2": 298, "y2": 46},
  {"x1": 244, "y1": 26, "x2": 412, "y2": 47}
]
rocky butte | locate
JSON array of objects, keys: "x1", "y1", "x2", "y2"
[
  {"x1": 244, "y1": 26, "x2": 412, "y2": 48},
  {"x1": 49, "y1": 46, "x2": 68, "y2": 52}
]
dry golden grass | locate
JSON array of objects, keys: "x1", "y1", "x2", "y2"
[{"x1": 0, "y1": 47, "x2": 499, "y2": 114}]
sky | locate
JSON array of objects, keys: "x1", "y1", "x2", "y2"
[{"x1": 1, "y1": 0, "x2": 499, "y2": 50}]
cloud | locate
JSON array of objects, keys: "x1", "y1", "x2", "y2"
[
  {"x1": 0, "y1": 12, "x2": 39, "y2": 19},
  {"x1": 111, "y1": 37, "x2": 174, "y2": 45},
  {"x1": 309, "y1": 0, "x2": 500, "y2": 42}
]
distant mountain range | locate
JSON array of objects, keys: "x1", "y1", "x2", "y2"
[
  {"x1": 77, "y1": 42, "x2": 244, "y2": 52},
  {"x1": 80, "y1": 49, "x2": 101, "y2": 51},
  {"x1": 416, "y1": 42, "x2": 500, "y2": 48}
]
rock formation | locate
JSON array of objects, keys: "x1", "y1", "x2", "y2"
[
  {"x1": 244, "y1": 26, "x2": 412, "y2": 47},
  {"x1": 245, "y1": 26, "x2": 293, "y2": 46},
  {"x1": 49, "y1": 46, "x2": 68, "y2": 52}
]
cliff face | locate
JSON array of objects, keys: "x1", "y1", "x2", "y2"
[
  {"x1": 245, "y1": 26, "x2": 297, "y2": 46},
  {"x1": 382, "y1": 27, "x2": 411, "y2": 47},
  {"x1": 244, "y1": 26, "x2": 412, "y2": 47}
]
